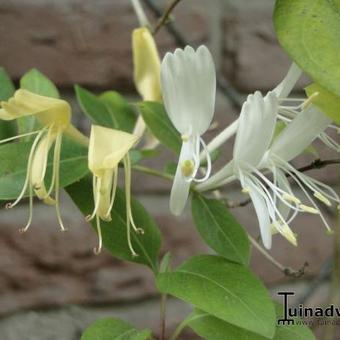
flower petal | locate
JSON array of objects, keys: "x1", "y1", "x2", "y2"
[
  {"x1": 270, "y1": 105, "x2": 331, "y2": 162},
  {"x1": 31, "y1": 131, "x2": 57, "y2": 204},
  {"x1": 247, "y1": 181, "x2": 272, "y2": 249},
  {"x1": 169, "y1": 140, "x2": 195, "y2": 215},
  {"x1": 0, "y1": 89, "x2": 70, "y2": 127},
  {"x1": 88, "y1": 125, "x2": 138, "y2": 175},
  {"x1": 161, "y1": 45, "x2": 216, "y2": 135},
  {"x1": 233, "y1": 91, "x2": 278, "y2": 167},
  {"x1": 272, "y1": 62, "x2": 302, "y2": 98},
  {"x1": 132, "y1": 27, "x2": 161, "y2": 102}
]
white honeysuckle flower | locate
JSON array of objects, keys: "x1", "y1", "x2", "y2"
[
  {"x1": 199, "y1": 101, "x2": 338, "y2": 249},
  {"x1": 259, "y1": 105, "x2": 340, "y2": 234},
  {"x1": 161, "y1": 45, "x2": 216, "y2": 215},
  {"x1": 201, "y1": 62, "x2": 302, "y2": 159},
  {"x1": 198, "y1": 91, "x2": 280, "y2": 248}
]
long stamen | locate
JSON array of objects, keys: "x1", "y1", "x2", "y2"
[
  {"x1": 33, "y1": 127, "x2": 54, "y2": 188},
  {"x1": 93, "y1": 214, "x2": 103, "y2": 255},
  {"x1": 279, "y1": 163, "x2": 333, "y2": 232},
  {"x1": 0, "y1": 129, "x2": 42, "y2": 145},
  {"x1": 44, "y1": 131, "x2": 60, "y2": 199},
  {"x1": 86, "y1": 176, "x2": 102, "y2": 222},
  {"x1": 6, "y1": 128, "x2": 47, "y2": 209},
  {"x1": 124, "y1": 154, "x2": 144, "y2": 234},
  {"x1": 193, "y1": 137, "x2": 212, "y2": 183},
  {"x1": 124, "y1": 154, "x2": 143, "y2": 257},
  {"x1": 246, "y1": 164, "x2": 302, "y2": 213},
  {"x1": 104, "y1": 167, "x2": 118, "y2": 219},
  {"x1": 54, "y1": 131, "x2": 67, "y2": 231},
  {"x1": 19, "y1": 180, "x2": 34, "y2": 234}
]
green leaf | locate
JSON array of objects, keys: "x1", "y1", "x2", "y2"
[
  {"x1": 187, "y1": 309, "x2": 265, "y2": 340},
  {"x1": 129, "y1": 149, "x2": 159, "y2": 165},
  {"x1": 81, "y1": 318, "x2": 152, "y2": 340},
  {"x1": 19, "y1": 69, "x2": 59, "y2": 137},
  {"x1": 187, "y1": 305, "x2": 315, "y2": 340},
  {"x1": 20, "y1": 68, "x2": 59, "y2": 98},
  {"x1": 66, "y1": 177, "x2": 161, "y2": 272},
  {"x1": 100, "y1": 91, "x2": 136, "y2": 132},
  {"x1": 274, "y1": 0, "x2": 340, "y2": 98},
  {"x1": 159, "y1": 252, "x2": 171, "y2": 273},
  {"x1": 0, "y1": 67, "x2": 15, "y2": 101},
  {"x1": 191, "y1": 193, "x2": 250, "y2": 265},
  {"x1": 0, "y1": 137, "x2": 88, "y2": 200},
  {"x1": 138, "y1": 101, "x2": 181, "y2": 154},
  {"x1": 0, "y1": 68, "x2": 17, "y2": 139},
  {"x1": 274, "y1": 304, "x2": 315, "y2": 340},
  {"x1": 156, "y1": 255, "x2": 276, "y2": 338},
  {"x1": 75, "y1": 86, "x2": 136, "y2": 131},
  {"x1": 305, "y1": 82, "x2": 340, "y2": 124}
]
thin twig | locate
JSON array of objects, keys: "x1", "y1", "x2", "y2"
[
  {"x1": 249, "y1": 235, "x2": 308, "y2": 278},
  {"x1": 142, "y1": 0, "x2": 244, "y2": 109},
  {"x1": 153, "y1": 0, "x2": 182, "y2": 34},
  {"x1": 297, "y1": 158, "x2": 340, "y2": 173}
]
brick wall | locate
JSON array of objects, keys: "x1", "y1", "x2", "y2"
[{"x1": 0, "y1": 1, "x2": 336, "y2": 339}]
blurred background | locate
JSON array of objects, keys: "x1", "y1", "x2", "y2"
[{"x1": 0, "y1": 0, "x2": 339, "y2": 339}]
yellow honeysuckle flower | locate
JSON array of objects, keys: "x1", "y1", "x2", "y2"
[
  {"x1": 87, "y1": 125, "x2": 142, "y2": 255},
  {"x1": 132, "y1": 27, "x2": 161, "y2": 102},
  {"x1": 132, "y1": 27, "x2": 162, "y2": 144},
  {"x1": 0, "y1": 89, "x2": 86, "y2": 233}
]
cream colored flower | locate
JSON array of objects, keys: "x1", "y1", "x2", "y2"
[
  {"x1": 0, "y1": 89, "x2": 77, "y2": 232},
  {"x1": 87, "y1": 125, "x2": 142, "y2": 255}
]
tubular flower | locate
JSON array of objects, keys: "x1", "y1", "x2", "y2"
[
  {"x1": 0, "y1": 89, "x2": 73, "y2": 232},
  {"x1": 198, "y1": 96, "x2": 338, "y2": 248},
  {"x1": 87, "y1": 125, "x2": 142, "y2": 255},
  {"x1": 198, "y1": 91, "x2": 280, "y2": 248},
  {"x1": 132, "y1": 26, "x2": 162, "y2": 146},
  {"x1": 161, "y1": 45, "x2": 216, "y2": 215},
  {"x1": 132, "y1": 27, "x2": 161, "y2": 102},
  {"x1": 260, "y1": 106, "x2": 340, "y2": 236}
]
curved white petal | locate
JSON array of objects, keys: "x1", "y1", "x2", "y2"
[
  {"x1": 161, "y1": 45, "x2": 216, "y2": 135},
  {"x1": 169, "y1": 140, "x2": 194, "y2": 215},
  {"x1": 272, "y1": 62, "x2": 302, "y2": 98},
  {"x1": 246, "y1": 181, "x2": 272, "y2": 249},
  {"x1": 234, "y1": 91, "x2": 278, "y2": 167},
  {"x1": 270, "y1": 106, "x2": 331, "y2": 162},
  {"x1": 170, "y1": 168, "x2": 191, "y2": 216}
]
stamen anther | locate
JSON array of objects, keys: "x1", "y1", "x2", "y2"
[
  {"x1": 282, "y1": 193, "x2": 301, "y2": 204},
  {"x1": 181, "y1": 160, "x2": 195, "y2": 177},
  {"x1": 242, "y1": 187, "x2": 250, "y2": 194},
  {"x1": 299, "y1": 204, "x2": 319, "y2": 214},
  {"x1": 313, "y1": 192, "x2": 332, "y2": 206},
  {"x1": 302, "y1": 92, "x2": 319, "y2": 109}
]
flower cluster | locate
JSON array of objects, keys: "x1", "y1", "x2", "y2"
[
  {"x1": 161, "y1": 48, "x2": 339, "y2": 249},
  {"x1": 0, "y1": 0, "x2": 338, "y2": 257}
]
